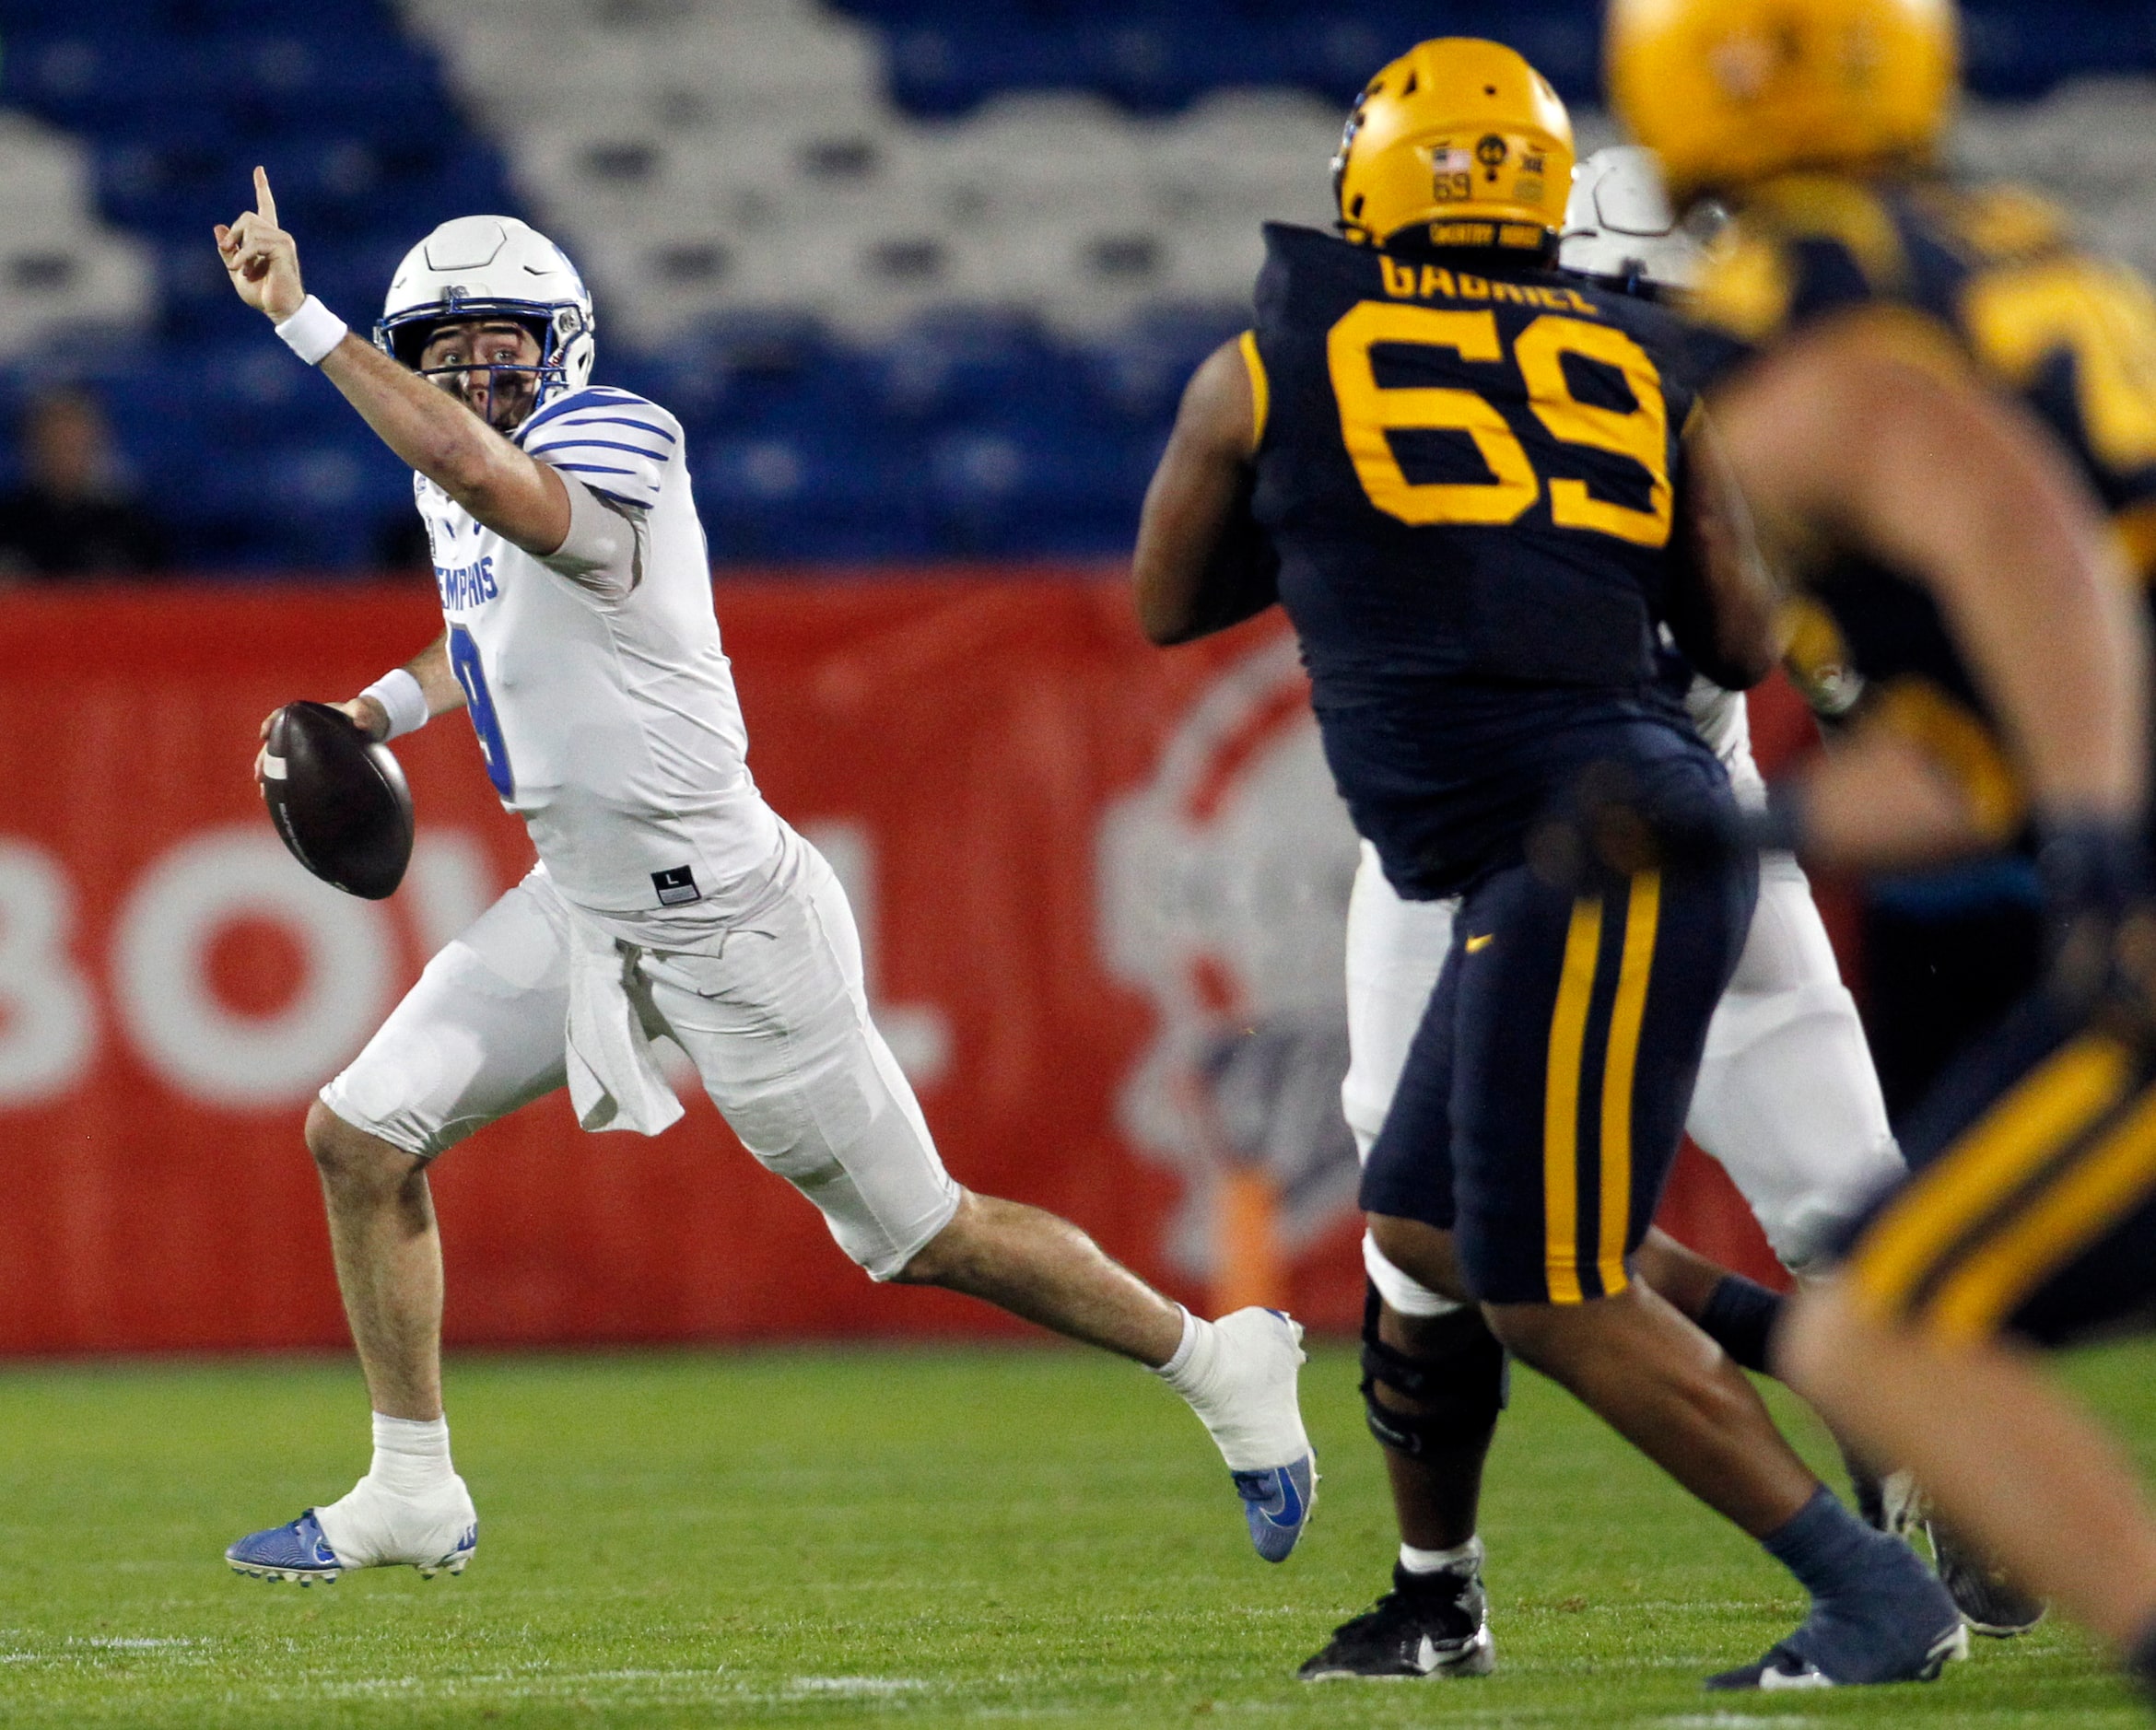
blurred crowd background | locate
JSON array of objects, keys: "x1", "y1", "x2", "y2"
[{"x1": 4, "y1": 0, "x2": 2156, "y2": 580}]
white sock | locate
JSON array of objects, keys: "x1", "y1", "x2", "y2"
[
  {"x1": 1153, "y1": 1306, "x2": 1308, "y2": 1472},
  {"x1": 365, "y1": 1412, "x2": 456, "y2": 1499},
  {"x1": 313, "y1": 1412, "x2": 465, "y2": 1566},
  {"x1": 1154, "y1": 1307, "x2": 1208, "y2": 1385},
  {"x1": 1401, "y1": 1535, "x2": 1483, "y2": 1576}
]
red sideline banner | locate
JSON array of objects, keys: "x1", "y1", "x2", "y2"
[{"x1": 0, "y1": 575, "x2": 1805, "y2": 1353}]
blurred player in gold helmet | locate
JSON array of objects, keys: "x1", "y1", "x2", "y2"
[
  {"x1": 1611, "y1": 0, "x2": 2156, "y2": 1693},
  {"x1": 1608, "y1": 0, "x2": 1958, "y2": 200}
]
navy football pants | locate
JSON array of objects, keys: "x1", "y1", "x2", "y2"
[{"x1": 1361, "y1": 841, "x2": 1755, "y2": 1306}]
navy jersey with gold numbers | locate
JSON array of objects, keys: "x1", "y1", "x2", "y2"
[
  {"x1": 1694, "y1": 174, "x2": 2156, "y2": 1352},
  {"x1": 1248, "y1": 221, "x2": 1712, "y2": 898},
  {"x1": 1688, "y1": 172, "x2": 2156, "y2": 841}
]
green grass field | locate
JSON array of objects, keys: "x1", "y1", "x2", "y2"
[{"x1": 0, "y1": 1339, "x2": 2150, "y2": 1727}]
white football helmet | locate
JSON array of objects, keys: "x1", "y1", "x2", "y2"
[
  {"x1": 373, "y1": 216, "x2": 594, "y2": 416},
  {"x1": 1559, "y1": 146, "x2": 1708, "y2": 295}
]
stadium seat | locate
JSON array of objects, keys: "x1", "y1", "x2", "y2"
[
  {"x1": 697, "y1": 427, "x2": 934, "y2": 564},
  {"x1": 11, "y1": 0, "x2": 2156, "y2": 572}
]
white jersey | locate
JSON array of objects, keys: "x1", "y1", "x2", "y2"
[
  {"x1": 416, "y1": 384, "x2": 779, "y2": 918},
  {"x1": 1684, "y1": 675, "x2": 1766, "y2": 810}
]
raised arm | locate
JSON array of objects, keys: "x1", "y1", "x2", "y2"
[
  {"x1": 1710, "y1": 313, "x2": 2148, "y2": 861},
  {"x1": 1131, "y1": 337, "x2": 1279, "y2": 646},
  {"x1": 217, "y1": 168, "x2": 570, "y2": 557}
]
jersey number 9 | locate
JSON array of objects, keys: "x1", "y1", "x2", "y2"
[
  {"x1": 1327, "y1": 304, "x2": 1673, "y2": 547},
  {"x1": 447, "y1": 625, "x2": 516, "y2": 801}
]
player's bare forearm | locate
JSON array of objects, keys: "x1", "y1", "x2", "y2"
[
  {"x1": 404, "y1": 634, "x2": 465, "y2": 719},
  {"x1": 1786, "y1": 724, "x2": 2002, "y2": 871},
  {"x1": 316, "y1": 340, "x2": 570, "y2": 555},
  {"x1": 1667, "y1": 417, "x2": 1782, "y2": 690},
  {"x1": 1133, "y1": 340, "x2": 1278, "y2": 645},
  {"x1": 1714, "y1": 316, "x2": 2148, "y2": 827}
]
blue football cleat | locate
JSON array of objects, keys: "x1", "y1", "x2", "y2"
[
  {"x1": 226, "y1": 1509, "x2": 476, "y2": 1584},
  {"x1": 225, "y1": 1510, "x2": 345, "y2": 1584},
  {"x1": 1234, "y1": 1452, "x2": 1317, "y2": 1563}
]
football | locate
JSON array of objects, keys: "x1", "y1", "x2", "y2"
[{"x1": 260, "y1": 700, "x2": 415, "y2": 899}]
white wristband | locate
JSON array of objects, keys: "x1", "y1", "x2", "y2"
[
  {"x1": 359, "y1": 668, "x2": 429, "y2": 741},
  {"x1": 275, "y1": 295, "x2": 348, "y2": 367}
]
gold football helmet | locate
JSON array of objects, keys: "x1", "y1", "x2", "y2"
[
  {"x1": 1607, "y1": 0, "x2": 1960, "y2": 198},
  {"x1": 1332, "y1": 38, "x2": 1575, "y2": 253}
]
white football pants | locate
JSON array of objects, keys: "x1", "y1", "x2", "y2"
[
  {"x1": 321, "y1": 822, "x2": 961, "y2": 1280},
  {"x1": 1343, "y1": 843, "x2": 1903, "y2": 1315}
]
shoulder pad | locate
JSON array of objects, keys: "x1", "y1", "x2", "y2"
[
  {"x1": 1691, "y1": 175, "x2": 1915, "y2": 348},
  {"x1": 515, "y1": 386, "x2": 682, "y2": 511}
]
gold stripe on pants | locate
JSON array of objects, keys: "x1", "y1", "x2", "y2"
[
  {"x1": 1542, "y1": 896, "x2": 1604, "y2": 1305},
  {"x1": 1596, "y1": 871, "x2": 1660, "y2": 1298},
  {"x1": 1923, "y1": 1081, "x2": 2156, "y2": 1342}
]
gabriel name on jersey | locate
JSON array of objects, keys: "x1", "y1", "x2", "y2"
[
  {"x1": 417, "y1": 382, "x2": 779, "y2": 920},
  {"x1": 1685, "y1": 170, "x2": 2156, "y2": 850},
  {"x1": 1247, "y1": 220, "x2": 1721, "y2": 899}
]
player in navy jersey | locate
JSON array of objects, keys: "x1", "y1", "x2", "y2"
[
  {"x1": 1135, "y1": 37, "x2": 1961, "y2": 1689},
  {"x1": 1279, "y1": 146, "x2": 1925, "y2": 1683},
  {"x1": 1610, "y1": 0, "x2": 2156, "y2": 1695},
  {"x1": 1658, "y1": 20, "x2": 2156, "y2": 1644}
]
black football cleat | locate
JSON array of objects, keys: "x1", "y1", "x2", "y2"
[
  {"x1": 1297, "y1": 1558, "x2": 1494, "y2": 1680},
  {"x1": 1929, "y1": 1521, "x2": 2046, "y2": 1637}
]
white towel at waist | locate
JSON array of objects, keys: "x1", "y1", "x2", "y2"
[{"x1": 564, "y1": 913, "x2": 685, "y2": 1137}]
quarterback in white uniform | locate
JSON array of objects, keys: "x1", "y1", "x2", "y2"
[{"x1": 213, "y1": 169, "x2": 1316, "y2": 1584}]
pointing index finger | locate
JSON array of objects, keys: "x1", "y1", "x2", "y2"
[{"x1": 253, "y1": 165, "x2": 277, "y2": 228}]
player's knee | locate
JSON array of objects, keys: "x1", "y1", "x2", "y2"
[
  {"x1": 303, "y1": 1098, "x2": 420, "y2": 1192},
  {"x1": 1480, "y1": 1295, "x2": 1598, "y2": 1371},
  {"x1": 1365, "y1": 1214, "x2": 1471, "y2": 1303},
  {"x1": 1359, "y1": 1284, "x2": 1507, "y2": 1458},
  {"x1": 889, "y1": 1190, "x2": 984, "y2": 1287}
]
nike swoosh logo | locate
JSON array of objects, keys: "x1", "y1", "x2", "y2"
[
  {"x1": 1466, "y1": 934, "x2": 1494, "y2": 953},
  {"x1": 1236, "y1": 1461, "x2": 1306, "y2": 1528},
  {"x1": 1261, "y1": 1467, "x2": 1305, "y2": 1529},
  {"x1": 1758, "y1": 1663, "x2": 1833, "y2": 1690}
]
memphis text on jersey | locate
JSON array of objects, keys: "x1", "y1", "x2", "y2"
[{"x1": 437, "y1": 554, "x2": 498, "y2": 612}]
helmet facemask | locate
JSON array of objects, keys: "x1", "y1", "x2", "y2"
[
  {"x1": 1330, "y1": 99, "x2": 1372, "y2": 241},
  {"x1": 384, "y1": 299, "x2": 589, "y2": 436},
  {"x1": 404, "y1": 314, "x2": 555, "y2": 435}
]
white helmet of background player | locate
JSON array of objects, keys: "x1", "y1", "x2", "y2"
[
  {"x1": 1559, "y1": 146, "x2": 1707, "y2": 295},
  {"x1": 373, "y1": 215, "x2": 594, "y2": 418}
]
